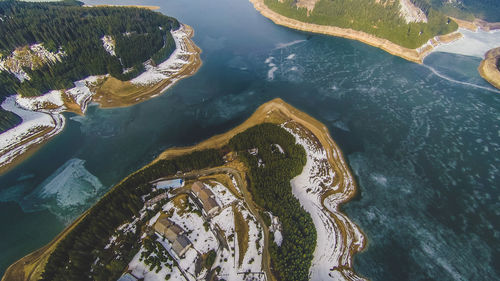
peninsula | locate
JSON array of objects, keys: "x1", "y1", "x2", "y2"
[
  {"x1": 0, "y1": 1, "x2": 202, "y2": 174},
  {"x1": 478, "y1": 47, "x2": 500, "y2": 90},
  {"x1": 2, "y1": 98, "x2": 366, "y2": 281},
  {"x1": 249, "y1": 0, "x2": 461, "y2": 63}
]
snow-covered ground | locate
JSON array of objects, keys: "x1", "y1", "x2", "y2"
[
  {"x1": 212, "y1": 203, "x2": 265, "y2": 281},
  {"x1": 65, "y1": 76, "x2": 104, "y2": 113},
  {"x1": 128, "y1": 246, "x2": 186, "y2": 281},
  {"x1": 207, "y1": 181, "x2": 238, "y2": 207},
  {"x1": 162, "y1": 198, "x2": 219, "y2": 254},
  {"x1": 432, "y1": 28, "x2": 500, "y2": 58},
  {"x1": 129, "y1": 179, "x2": 265, "y2": 281},
  {"x1": 0, "y1": 43, "x2": 65, "y2": 81},
  {"x1": 0, "y1": 96, "x2": 64, "y2": 167},
  {"x1": 101, "y1": 35, "x2": 116, "y2": 56},
  {"x1": 268, "y1": 212, "x2": 282, "y2": 246},
  {"x1": 0, "y1": 76, "x2": 102, "y2": 171},
  {"x1": 131, "y1": 24, "x2": 195, "y2": 89},
  {"x1": 284, "y1": 123, "x2": 366, "y2": 281},
  {"x1": 238, "y1": 207, "x2": 264, "y2": 273}
]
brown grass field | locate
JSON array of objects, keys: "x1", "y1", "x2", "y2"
[{"x1": 478, "y1": 47, "x2": 500, "y2": 90}]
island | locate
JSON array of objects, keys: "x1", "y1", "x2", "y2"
[
  {"x1": 478, "y1": 47, "x2": 500, "y2": 90},
  {"x1": 0, "y1": 1, "x2": 202, "y2": 174},
  {"x1": 2, "y1": 98, "x2": 366, "y2": 281}
]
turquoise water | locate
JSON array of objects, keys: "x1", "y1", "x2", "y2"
[{"x1": 1, "y1": 0, "x2": 499, "y2": 279}]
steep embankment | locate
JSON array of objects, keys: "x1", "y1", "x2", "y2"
[
  {"x1": 479, "y1": 47, "x2": 500, "y2": 90},
  {"x1": 249, "y1": 0, "x2": 461, "y2": 63}
]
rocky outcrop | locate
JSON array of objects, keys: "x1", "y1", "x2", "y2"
[
  {"x1": 478, "y1": 47, "x2": 500, "y2": 90},
  {"x1": 0, "y1": 44, "x2": 65, "y2": 81},
  {"x1": 399, "y1": 0, "x2": 427, "y2": 23}
]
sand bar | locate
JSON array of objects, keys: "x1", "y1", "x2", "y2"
[{"x1": 478, "y1": 47, "x2": 500, "y2": 90}]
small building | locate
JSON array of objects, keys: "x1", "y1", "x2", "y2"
[
  {"x1": 117, "y1": 273, "x2": 138, "y2": 281},
  {"x1": 145, "y1": 193, "x2": 168, "y2": 207},
  {"x1": 191, "y1": 182, "x2": 220, "y2": 216},
  {"x1": 154, "y1": 215, "x2": 192, "y2": 257},
  {"x1": 248, "y1": 148, "x2": 259, "y2": 156},
  {"x1": 172, "y1": 235, "x2": 192, "y2": 257},
  {"x1": 155, "y1": 178, "x2": 184, "y2": 189},
  {"x1": 154, "y1": 216, "x2": 185, "y2": 241}
]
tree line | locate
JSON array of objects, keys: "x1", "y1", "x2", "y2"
[
  {"x1": 412, "y1": 0, "x2": 500, "y2": 22},
  {"x1": 229, "y1": 123, "x2": 316, "y2": 281},
  {"x1": 0, "y1": 0, "x2": 179, "y2": 99}
]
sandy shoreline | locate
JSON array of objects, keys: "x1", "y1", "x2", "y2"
[
  {"x1": 84, "y1": 4, "x2": 161, "y2": 10},
  {"x1": 0, "y1": 24, "x2": 202, "y2": 175},
  {"x1": 2, "y1": 98, "x2": 364, "y2": 281},
  {"x1": 478, "y1": 47, "x2": 500, "y2": 90},
  {"x1": 93, "y1": 24, "x2": 202, "y2": 108},
  {"x1": 249, "y1": 0, "x2": 467, "y2": 63}
]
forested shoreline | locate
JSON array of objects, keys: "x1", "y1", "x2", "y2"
[
  {"x1": 264, "y1": 0, "x2": 458, "y2": 49},
  {"x1": 0, "y1": 0, "x2": 179, "y2": 99}
]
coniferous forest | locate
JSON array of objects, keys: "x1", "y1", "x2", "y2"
[
  {"x1": 229, "y1": 123, "x2": 316, "y2": 281},
  {"x1": 40, "y1": 149, "x2": 224, "y2": 281},
  {"x1": 0, "y1": 0, "x2": 179, "y2": 99}
]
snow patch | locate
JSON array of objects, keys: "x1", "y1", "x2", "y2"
[
  {"x1": 432, "y1": 28, "x2": 500, "y2": 58},
  {"x1": 0, "y1": 43, "x2": 65, "y2": 81},
  {"x1": 283, "y1": 123, "x2": 366, "y2": 281},
  {"x1": 0, "y1": 96, "x2": 64, "y2": 168},
  {"x1": 101, "y1": 35, "x2": 116, "y2": 56},
  {"x1": 130, "y1": 24, "x2": 194, "y2": 87}
]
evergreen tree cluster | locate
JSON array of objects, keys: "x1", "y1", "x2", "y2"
[
  {"x1": 264, "y1": 0, "x2": 458, "y2": 49},
  {"x1": 229, "y1": 123, "x2": 316, "y2": 281},
  {"x1": 412, "y1": 0, "x2": 500, "y2": 22},
  {"x1": 0, "y1": 0, "x2": 179, "y2": 98},
  {"x1": 40, "y1": 149, "x2": 223, "y2": 281},
  {"x1": 0, "y1": 107, "x2": 21, "y2": 133}
]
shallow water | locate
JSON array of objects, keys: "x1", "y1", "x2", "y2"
[{"x1": 0, "y1": 0, "x2": 499, "y2": 279}]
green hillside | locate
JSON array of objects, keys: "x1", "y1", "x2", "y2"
[{"x1": 264, "y1": 0, "x2": 458, "y2": 49}]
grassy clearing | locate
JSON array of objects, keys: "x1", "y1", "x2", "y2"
[
  {"x1": 233, "y1": 205, "x2": 249, "y2": 267},
  {"x1": 198, "y1": 174, "x2": 241, "y2": 198},
  {"x1": 172, "y1": 194, "x2": 189, "y2": 216}
]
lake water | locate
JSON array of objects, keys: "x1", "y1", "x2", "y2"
[{"x1": 0, "y1": 0, "x2": 499, "y2": 279}]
